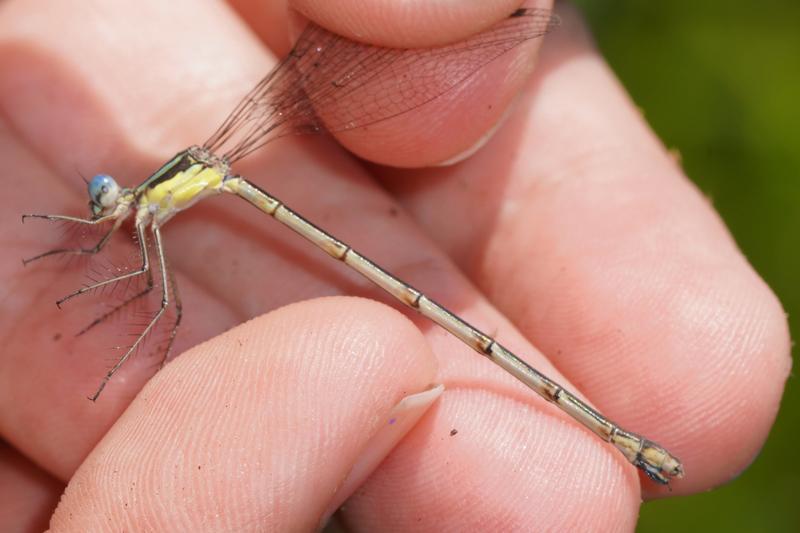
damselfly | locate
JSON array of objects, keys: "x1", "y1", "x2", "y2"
[{"x1": 22, "y1": 8, "x2": 683, "y2": 485}]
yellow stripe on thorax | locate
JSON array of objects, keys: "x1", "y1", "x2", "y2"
[{"x1": 141, "y1": 163, "x2": 224, "y2": 214}]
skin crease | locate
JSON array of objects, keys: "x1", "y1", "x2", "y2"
[
  {"x1": 0, "y1": 0, "x2": 791, "y2": 531},
  {"x1": 0, "y1": 442, "x2": 61, "y2": 533}
]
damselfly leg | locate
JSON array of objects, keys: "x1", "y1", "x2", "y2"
[
  {"x1": 87, "y1": 224, "x2": 170, "y2": 401},
  {"x1": 76, "y1": 266, "x2": 155, "y2": 337},
  {"x1": 21, "y1": 212, "x2": 123, "y2": 265},
  {"x1": 54, "y1": 223, "x2": 149, "y2": 309}
]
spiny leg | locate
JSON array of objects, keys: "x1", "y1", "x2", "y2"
[
  {"x1": 157, "y1": 264, "x2": 183, "y2": 370},
  {"x1": 56, "y1": 222, "x2": 149, "y2": 308},
  {"x1": 89, "y1": 224, "x2": 170, "y2": 401},
  {"x1": 76, "y1": 262, "x2": 155, "y2": 336},
  {"x1": 21, "y1": 213, "x2": 124, "y2": 265},
  {"x1": 25, "y1": 210, "x2": 156, "y2": 335},
  {"x1": 22, "y1": 213, "x2": 117, "y2": 225}
]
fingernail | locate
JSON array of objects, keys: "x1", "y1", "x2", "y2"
[{"x1": 320, "y1": 384, "x2": 444, "y2": 526}]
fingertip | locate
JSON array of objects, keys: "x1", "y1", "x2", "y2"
[
  {"x1": 642, "y1": 275, "x2": 792, "y2": 498},
  {"x1": 343, "y1": 389, "x2": 641, "y2": 529},
  {"x1": 317, "y1": 5, "x2": 555, "y2": 167},
  {"x1": 49, "y1": 297, "x2": 439, "y2": 530},
  {"x1": 289, "y1": 0, "x2": 545, "y2": 48}
]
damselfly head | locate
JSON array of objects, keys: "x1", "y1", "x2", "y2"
[{"x1": 88, "y1": 174, "x2": 121, "y2": 217}]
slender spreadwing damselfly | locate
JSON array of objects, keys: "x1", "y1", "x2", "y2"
[{"x1": 22, "y1": 7, "x2": 683, "y2": 485}]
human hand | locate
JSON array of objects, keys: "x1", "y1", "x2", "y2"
[{"x1": 0, "y1": 0, "x2": 790, "y2": 531}]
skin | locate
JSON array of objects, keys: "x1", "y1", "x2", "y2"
[{"x1": 0, "y1": 0, "x2": 791, "y2": 530}]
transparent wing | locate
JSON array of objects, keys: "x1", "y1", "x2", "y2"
[{"x1": 203, "y1": 8, "x2": 558, "y2": 163}]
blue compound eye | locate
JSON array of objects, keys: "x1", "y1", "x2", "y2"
[{"x1": 88, "y1": 173, "x2": 121, "y2": 208}]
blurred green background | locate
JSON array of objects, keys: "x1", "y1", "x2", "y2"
[{"x1": 572, "y1": 1, "x2": 799, "y2": 531}]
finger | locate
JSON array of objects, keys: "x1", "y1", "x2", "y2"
[
  {"x1": 378, "y1": 4, "x2": 792, "y2": 496},
  {"x1": 229, "y1": 0, "x2": 556, "y2": 167},
  {"x1": 226, "y1": 0, "x2": 293, "y2": 56},
  {"x1": 315, "y1": 0, "x2": 555, "y2": 166},
  {"x1": 49, "y1": 298, "x2": 439, "y2": 531},
  {"x1": 0, "y1": 0, "x2": 644, "y2": 526},
  {"x1": 0, "y1": 440, "x2": 62, "y2": 532},
  {"x1": 229, "y1": 0, "x2": 543, "y2": 51},
  {"x1": 289, "y1": 0, "x2": 532, "y2": 48},
  {"x1": 342, "y1": 390, "x2": 638, "y2": 530}
]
